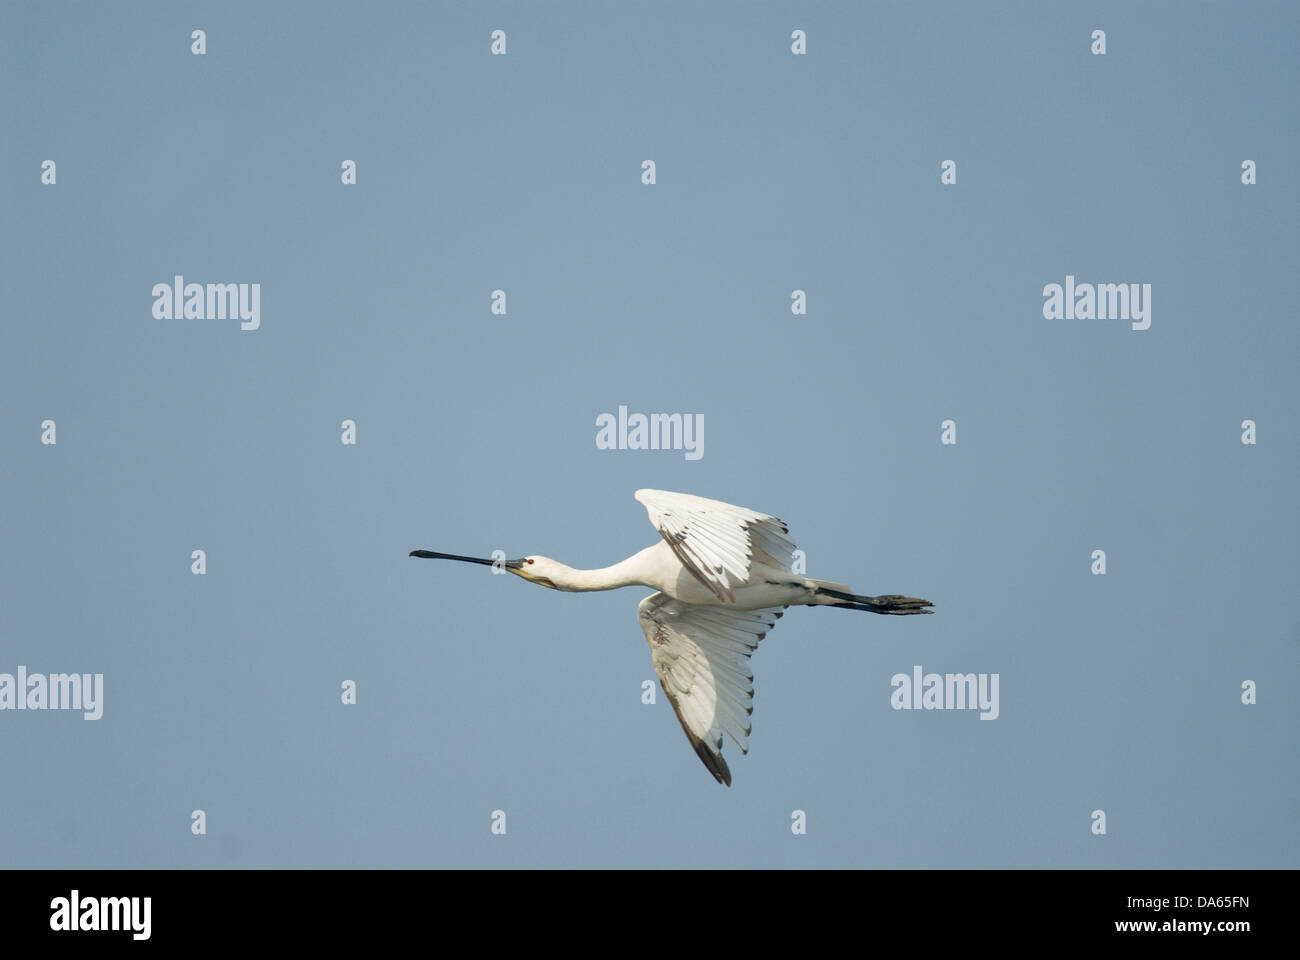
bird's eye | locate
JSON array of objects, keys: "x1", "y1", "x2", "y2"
[{"x1": 526, "y1": 558, "x2": 534, "y2": 565}]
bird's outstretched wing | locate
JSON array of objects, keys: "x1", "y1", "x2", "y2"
[
  {"x1": 635, "y1": 488, "x2": 797, "y2": 603},
  {"x1": 638, "y1": 592, "x2": 785, "y2": 786}
]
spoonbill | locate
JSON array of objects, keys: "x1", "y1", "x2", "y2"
[{"x1": 410, "y1": 489, "x2": 932, "y2": 786}]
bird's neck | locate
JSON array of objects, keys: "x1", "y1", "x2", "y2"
[{"x1": 552, "y1": 546, "x2": 659, "y2": 592}]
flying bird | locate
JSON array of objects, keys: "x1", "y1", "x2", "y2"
[{"x1": 410, "y1": 489, "x2": 932, "y2": 786}]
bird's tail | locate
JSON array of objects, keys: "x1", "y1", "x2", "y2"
[{"x1": 809, "y1": 582, "x2": 934, "y2": 615}]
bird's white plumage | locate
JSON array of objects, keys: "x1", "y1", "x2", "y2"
[
  {"x1": 638, "y1": 592, "x2": 785, "y2": 787},
  {"x1": 411, "y1": 488, "x2": 932, "y2": 786},
  {"x1": 635, "y1": 488, "x2": 797, "y2": 602}
]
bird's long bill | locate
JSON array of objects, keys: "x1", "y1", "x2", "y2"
[{"x1": 408, "y1": 550, "x2": 523, "y2": 569}]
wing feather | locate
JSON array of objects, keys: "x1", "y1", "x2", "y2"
[
  {"x1": 638, "y1": 592, "x2": 785, "y2": 786},
  {"x1": 635, "y1": 489, "x2": 797, "y2": 603}
]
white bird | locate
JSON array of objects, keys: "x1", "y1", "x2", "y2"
[{"x1": 410, "y1": 489, "x2": 932, "y2": 786}]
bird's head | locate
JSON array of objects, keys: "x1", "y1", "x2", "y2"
[
  {"x1": 407, "y1": 549, "x2": 561, "y2": 590},
  {"x1": 510, "y1": 555, "x2": 562, "y2": 590}
]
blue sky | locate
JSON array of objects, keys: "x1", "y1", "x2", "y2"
[{"x1": 2, "y1": 1, "x2": 1297, "y2": 868}]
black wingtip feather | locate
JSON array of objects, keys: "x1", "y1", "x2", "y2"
[{"x1": 662, "y1": 682, "x2": 733, "y2": 786}]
